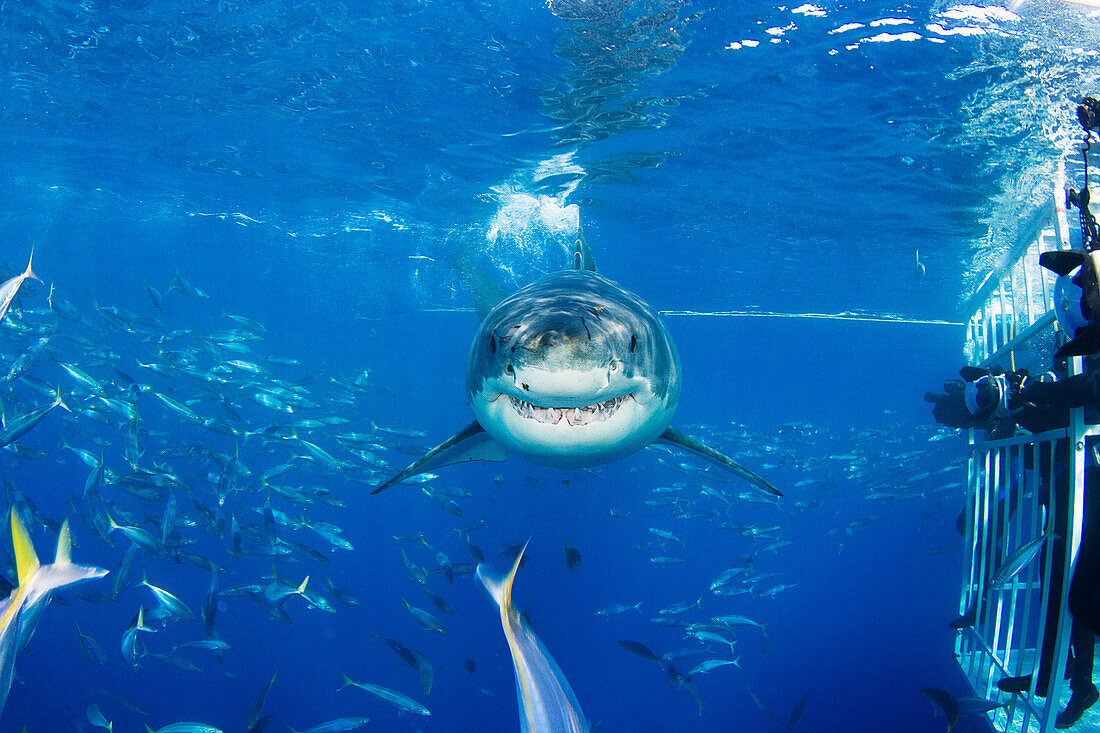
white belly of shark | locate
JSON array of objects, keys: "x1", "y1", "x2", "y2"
[{"x1": 374, "y1": 257, "x2": 780, "y2": 498}]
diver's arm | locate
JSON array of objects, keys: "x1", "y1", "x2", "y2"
[{"x1": 1020, "y1": 370, "x2": 1100, "y2": 409}]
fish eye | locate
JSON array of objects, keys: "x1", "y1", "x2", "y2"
[
  {"x1": 609, "y1": 361, "x2": 618, "y2": 372},
  {"x1": 630, "y1": 334, "x2": 637, "y2": 352},
  {"x1": 505, "y1": 364, "x2": 514, "y2": 374}
]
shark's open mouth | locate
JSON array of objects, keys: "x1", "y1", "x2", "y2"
[{"x1": 508, "y1": 394, "x2": 630, "y2": 426}]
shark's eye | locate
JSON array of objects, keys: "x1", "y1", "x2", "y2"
[{"x1": 630, "y1": 334, "x2": 637, "y2": 353}]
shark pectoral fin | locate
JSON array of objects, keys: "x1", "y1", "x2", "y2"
[
  {"x1": 657, "y1": 427, "x2": 783, "y2": 498},
  {"x1": 372, "y1": 421, "x2": 510, "y2": 495}
]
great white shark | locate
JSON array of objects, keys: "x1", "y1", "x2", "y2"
[{"x1": 374, "y1": 242, "x2": 780, "y2": 497}]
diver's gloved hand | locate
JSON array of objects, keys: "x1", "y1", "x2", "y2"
[
  {"x1": 1002, "y1": 369, "x2": 1031, "y2": 409},
  {"x1": 1015, "y1": 370, "x2": 1061, "y2": 405}
]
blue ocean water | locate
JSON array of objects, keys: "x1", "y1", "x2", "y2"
[{"x1": 2, "y1": 1, "x2": 1100, "y2": 731}]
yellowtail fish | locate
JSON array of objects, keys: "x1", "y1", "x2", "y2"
[
  {"x1": 0, "y1": 512, "x2": 108, "y2": 713},
  {"x1": 0, "y1": 250, "x2": 39, "y2": 325},
  {"x1": 140, "y1": 572, "x2": 195, "y2": 621},
  {"x1": 0, "y1": 395, "x2": 63, "y2": 448},
  {"x1": 143, "y1": 724, "x2": 223, "y2": 733},
  {"x1": 288, "y1": 719, "x2": 370, "y2": 733},
  {"x1": 338, "y1": 674, "x2": 430, "y2": 716},
  {"x1": 86, "y1": 703, "x2": 113, "y2": 732},
  {"x1": 477, "y1": 541, "x2": 589, "y2": 733}
]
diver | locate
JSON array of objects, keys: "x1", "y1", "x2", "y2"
[
  {"x1": 924, "y1": 97, "x2": 1100, "y2": 726},
  {"x1": 925, "y1": 282, "x2": 1100, "y2": 727}
]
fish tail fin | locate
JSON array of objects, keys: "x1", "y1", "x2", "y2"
[
  {"x1": 24, "y1": 248, "x2": 40, "y2": 283},
  {"x1": 34, "y1": 518, "x2": 107, "y2": 591},
  {"x1": 476, "y1": 539, "x2": 529, "y2": 612},
  {"x1": 51, "y1": 383, "x2": 70, "y2": 411},
  {"x1": 136, "y1": 605, "x2": 151, "y2": 632},
  {"x1": 338, "y1": 672, "x2": 355, "y2": 690},
  {"x1": 296, "y1": 575, "x2": 309, "y2": 596},
  {"x1": 11, "y1": 510, "x2": 40, "y2": 586},
  {"x1": 54, "y1": 519, "x2": 72, "y2": 565}
]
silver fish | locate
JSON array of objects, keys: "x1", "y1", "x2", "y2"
[
  {"x1": 992, "y1": 530, "x2": 1057, "y2": 585},
  {"x1": 339, "y1": 674, "x2": 430, "y2": 716},
  {"x1": 0, "y1": 250, "x2": 39, "y2": 324}
]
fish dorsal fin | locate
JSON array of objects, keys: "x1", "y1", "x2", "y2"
[
  {"x1": 54, "y1": 519, "x2": 72, "y2": 565},
  {"x1": 10, "y1": 510, "x2": 40, "y2": 586}
]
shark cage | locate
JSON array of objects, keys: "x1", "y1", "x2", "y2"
[{"x1": 954, "y1": 165, "x2": 1097, "y2": 733}]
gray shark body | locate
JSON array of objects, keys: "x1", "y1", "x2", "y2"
[{"x1": 375, "y1": 251, "x2": 779, "y2": 497}]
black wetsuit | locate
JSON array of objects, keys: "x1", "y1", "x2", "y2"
[{"x1": 1013, "y1": 377, "x2": 1099, "y2": 697}]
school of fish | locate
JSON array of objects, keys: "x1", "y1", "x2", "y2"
[{"x1": 0, "y1": 252, "x2": 971, "y2": 731}]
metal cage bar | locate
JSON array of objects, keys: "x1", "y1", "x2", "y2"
[{"x1": 954, "y1": 169, "x2": 1091, "y2": 733}]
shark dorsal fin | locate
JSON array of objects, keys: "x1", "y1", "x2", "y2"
[{"x1": 572, "y1": 229, "x2": 597, "y2": 272}]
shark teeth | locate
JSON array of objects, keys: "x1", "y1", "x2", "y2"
[{"x1": 508, "y1": 395, "x2": 628, "y2": 426}]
